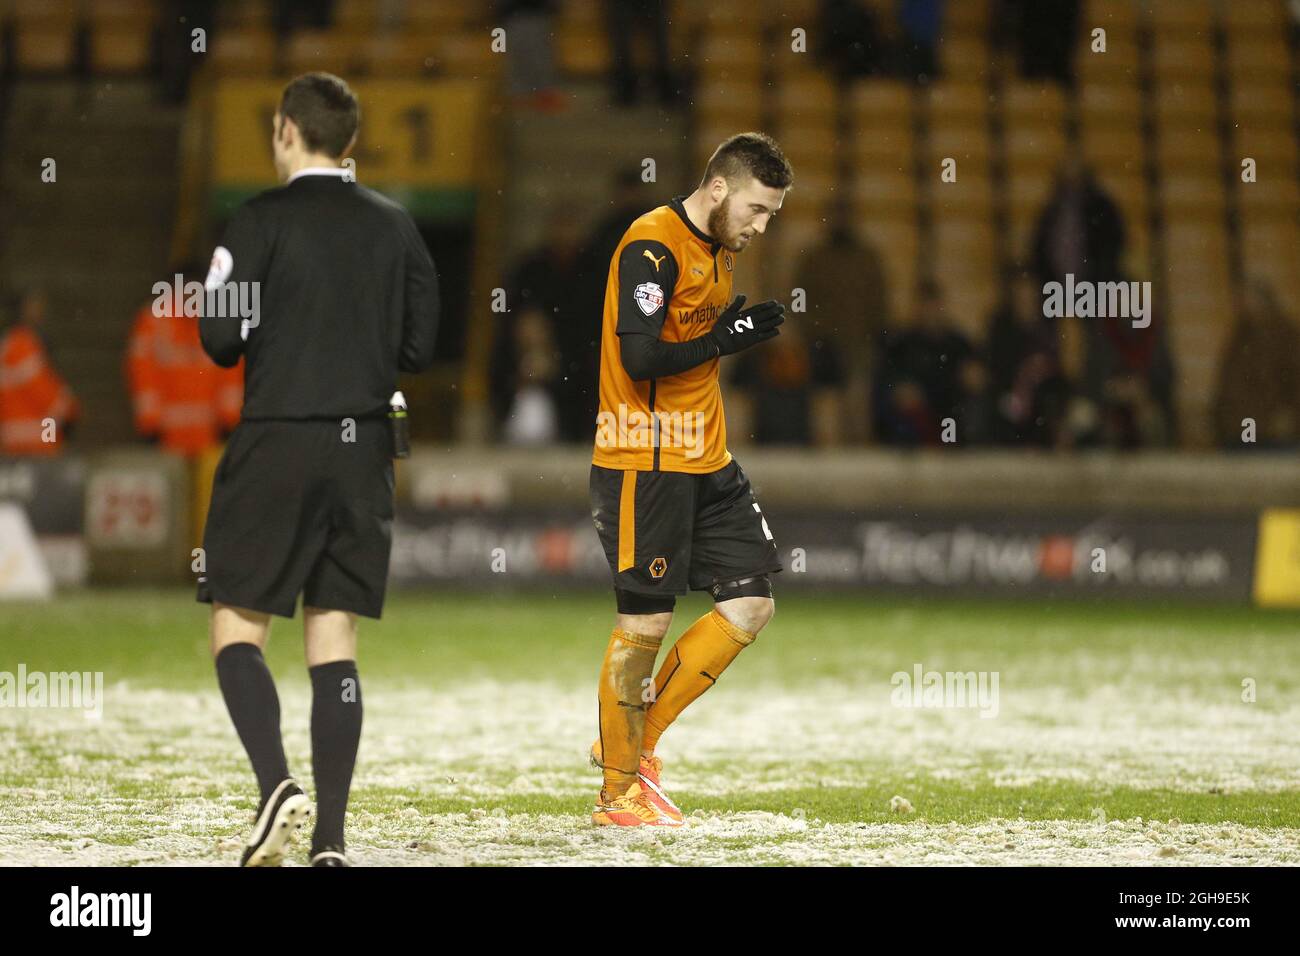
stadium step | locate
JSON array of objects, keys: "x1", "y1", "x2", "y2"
[
  {"x1": 502, "y1": 80, "x2": 689, "y2": 259},
  {"x1": 0, "y1": 79, "x2": 183, "y2": 447}
]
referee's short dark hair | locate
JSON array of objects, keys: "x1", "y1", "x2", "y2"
[
  {"x1": 702, "y1": 132, "x2": 794, "y2": 191},
  {"x1": 279, "y1": 72, "x2": 359, "y2": 158}
]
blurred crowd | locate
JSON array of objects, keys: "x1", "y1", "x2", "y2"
[{"x1": 488, "y1": 158, "x2": 1300, "y2": 454}]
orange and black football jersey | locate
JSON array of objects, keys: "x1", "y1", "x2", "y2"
[{"x1": 592, "y1": 196, "x2": 735, "y2": 473}]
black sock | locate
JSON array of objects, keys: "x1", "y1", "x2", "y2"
[
  {"x1": 215, "y1": 643, "x2": 291, "y2": 803},
  {"x1": 309, "y1": 659, "x2": 362, "y2": 853}
]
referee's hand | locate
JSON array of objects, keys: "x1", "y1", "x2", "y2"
[{"x1": 707, "y1": 294, "x2": 785, "y2": 356}]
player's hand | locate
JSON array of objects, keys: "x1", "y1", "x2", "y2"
[{"x1": 707, "y1": 294, "x2": 785, "y2": 356}]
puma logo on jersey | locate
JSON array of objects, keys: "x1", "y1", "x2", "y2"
[{"x1": 642, "y1": 249, "x2": 667, "y2": 271}]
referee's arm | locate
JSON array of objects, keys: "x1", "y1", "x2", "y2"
[
  {"x1": 200, "y1": 204, "x2": 267, "y2": 368},
  {"x1": 398, "y1": 214, "x2": 440, "y2": 373}
]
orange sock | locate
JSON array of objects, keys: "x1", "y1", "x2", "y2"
[
  {"x1": 598, "y1": 627, "x2": 662, "y2": 799},
  {"x1": 642, "y1": 609, "x2": 756, "y2": 754}
]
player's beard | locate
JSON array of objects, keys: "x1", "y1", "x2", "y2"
[{"x1": 708, "y1": 195, "x2": 746, "y2": 253}]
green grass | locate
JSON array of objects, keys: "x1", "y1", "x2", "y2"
[{"x1": 2, "y1": 588, "x2": 1299, "y2": 865}]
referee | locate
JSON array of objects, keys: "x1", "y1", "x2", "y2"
[{"x1": 196, "y1": 73, "x2": 440, "y2": 867}]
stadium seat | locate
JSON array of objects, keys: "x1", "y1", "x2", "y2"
[
  {"x1": 1149, "y1": 34, "x2": 1215, "y2": 81},
  {"x1": 556, "y1": 24, "x2": 611, "y2": 78},
  {"x1": 777, "y1": 123, "x2": 839, "y2": 175},
  {"x1": 1235, "y1": 177, "x2": 1300, "y2": 217},
  {"x1": 944, "y1": 0, "x2": 990, "y2": 33},
  {"x1": 332, "y1": 0, "x2": 380, "y2": 33},
  {"x1": 938, "y1": 36, "x2": 990, "y2": 80},
  {"x1": 438, "y1": 31, "x2": 503, "y2": 78},
  {"x1": 1224, "y1": 36, "x2": 1291, "y2": 82},
  {"x1": 13, "y1": 30, "x2": 77, "y2": 73},
  {"x1": 856, "y1": 219, "x2": 918, "y2": 319},
  {"x1": 1143, "y1": 0, "x2": 1215, "y2": 36},
  {"x1": 928, "y1": 173, "x2": 995, "y2": 220},
  {"x1": 1076, "y1": 35, "x2": 1140, "y2": 82},
  {"x1": 695, "y1": 31, "x2": 764, "y2": 80},
  {"x1": 774, "y1": 72, "x2": 838, "y2": 124},
  {"x1": 211, "y1": 29, "x2": 276, "y2": 75},
  {"x1": 852, "y1": 169, "x2": 917, "y2": 217},
  {"x1": 695, "y1": 79, "x2": 763, "y2": 128},
  {"x1": 1156, "y1": 128, "x2": 1221, "y2": 173},
  {"x1": 1002, "y1": 124, "x2": 1068, "y2": 173},
  {"x1": 284, "y1": 30, "x2": 363, "y2": 77},
  {"x1": 1221, "y1": 0, "x2": 1286, "y2": 35},
  {"x1": 849, "y1": 80, "x2": 915, "y2": 124},
  {"x1": 850, "y1": 123, "x2": 914, "y2": 163},
  {"x1": 1001, "y1": 83, "x2": 1067, "y2": 127},
  {"x1": 213, "y1": 0, "x2": 271, "y2": 29},
  {"x1": 926, "y1": 124, "x2": 994, "y2": 175},
  {"x1": 1078, "y1": 82, "x2": 1142, "y2": 126},
  {"x1": 89, "y1": 28, "x2": 154, "y2": 74},
  {"x1": 1161, "y1": 173, "x2": 1226, "y2": 219},
  {"x1": 1153, "y1": 81, "x2": 1217, "y2": 126},
  {"x1": 1227, "y1": 83, "x2": 1293, "y2": 126},
  {"x1": 360, "y1": 34, "x2": 438, "y2": 77},
  {"x1": 1082, "y1": 126, "x2": 1145, "y2": 177},
  {"x1": 1232, "y1": 128, "x2": 1299, "y2": 176},
  {"x1": 926, "y1": 82, "x2": 988, "y2": 124}
]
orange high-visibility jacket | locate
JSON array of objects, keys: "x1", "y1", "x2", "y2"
[
  {"x1": 0, "y1": 324, "x2": 79, "y2": 456},
  {"x1": 126, "y1": 301, "x2": 242, "y2": 457}
]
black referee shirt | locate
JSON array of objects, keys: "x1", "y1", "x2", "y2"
[{"x1": 199, "y1": 168, "x2": 440, "y2": 420}]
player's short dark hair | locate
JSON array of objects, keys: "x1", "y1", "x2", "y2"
[
  {"x1": 279, "y1": 72, "x2": 359, "y2": 158},
  {"x1": 702, "y1": 132, "x2": 794, "y2": 191}
]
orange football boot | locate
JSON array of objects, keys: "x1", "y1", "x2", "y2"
[
  {"x1": 589, "y1": 740, "x2": 684, "y2": 823},
  {"x1": 592, "y1": 780, "x2": 681, "y2": 827}
]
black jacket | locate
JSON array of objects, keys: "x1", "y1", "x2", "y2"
[{"x1": 200, "y1": 173, "x2": 440, "y2": 420}]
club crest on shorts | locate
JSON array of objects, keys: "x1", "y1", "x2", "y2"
[
  {"x1": 634, "y1": 281, "x2": 664, "y2": 316},
  {"x1": 649, "y1": 556, "x2": 668, "y2": 579}
]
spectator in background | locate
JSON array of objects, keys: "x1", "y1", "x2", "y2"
[
  {"x1": 0, "y1": 290, "x2": 79, "y2": 457},
  {"x1": 607, "y1": 0, "x2": 675, "y2": 106},
  {"x1": 125, "y1": 264, "x2": 242, "y2": 457},
  {"x1": 896, "y1": 0, "x2": 945, "y2": 82},
  {"x1": 495, "y1": 208, "x2": 591, "y2": 440},
  {"x1": 818, "y1": 0, "x2": 890, "y2": 81},
  {"x1": 272, "y1": 0, "x2": 336, "y2": 38},
  {"x1": 873, "y1": 278, "x2": 976, "y2": 446},
  {"x1": 499, "y1": 0, "x2": 564, "y2": 112},
  {"x1": 1031, "y1": 155, "x2": 1125, "y2": 291},
  {"x1": 564, "y1": 168, "x2": 649, "y2": 433},
  {"x1": 1213, "y1": 278, "x2": 1300, "y2": 451},
  {"x1": 794, "y1": 203, "x2": 890, "y2": 442},
  {"x1": 1079, "y1": 272, "x2": 1176, "y2": 448},
  {"x1": 998, "y1": 0, "x2": 1080, "y2": 86},
  {"x1": 160, "y1": 0, "x2": 216, "y2": 103},
  {"x1": 497, "y1": 307, "x2": 562, "y2": 446},
  {"x1": 986, "y1": 265, "x2": 1073, "y2": 446},
  {"x1": 732, "y1": 323, "x2": 846, "y2": 446}
]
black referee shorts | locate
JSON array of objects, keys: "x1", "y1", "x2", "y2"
[
  {"x1": 197, "y1": 418, "x2": 394, "y2": 619},
  {"x1": 589, "y1": 458, "x2": 782, "y2": 598}
]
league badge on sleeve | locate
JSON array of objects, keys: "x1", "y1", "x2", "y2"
[
  {"x1": 634, "y1": 281, "x2": 665, "y2": 316},
  {"x1": 205, "y1": 246, "x2": 233, "y2": 291}
]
